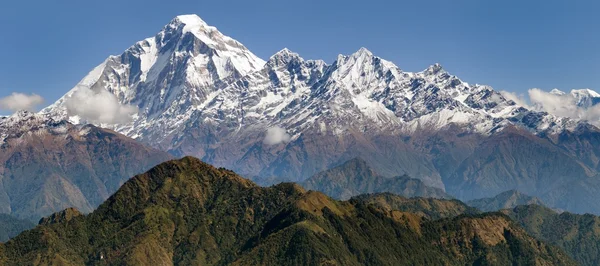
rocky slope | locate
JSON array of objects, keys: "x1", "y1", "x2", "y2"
[
  {"x1": 0, "y1": 157, "x2": 575, "y2": 265},
  {"x1": 302, "y1": 158, "x2": 451, "y2": 200},
  {"x1": 0, "y1": 111, "x2": 172, "y2": 222},
  {"x1": 467, "y1": 190, "x2": 546, "y2": 212}
]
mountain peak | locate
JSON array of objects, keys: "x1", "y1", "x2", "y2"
[
  {"x1": 164, "y1": 14, "x2": 215, "y2": 36},
  {"x1": 38, "y1": 207, "x2": 82, "y2": 226},
  {"x1": 568, "y1": 89, "x2": 600, "y2": 108},
  {"x1": 10, "y1": 109, "x2": 37, "y2": 118},
  {"x1": 267, "y1": 48, "x2": 302, "y2": 66},
  {"x1": 122, "y1": 156, "x2": 256, "y2": 196},
  {"x1": 1, "y1": 109, "x2": 52, "y2": 132},
  {"x1": 0, "y1": 110, "x2": 53, "y2": 144},
  {"x1": 424, "y1": 63, "x2": 445, "y2": 75},
  {"x1": 274, "y1": 47, "x2": 295, "y2": 56},
  {"x1": 43, "y1": 14, "x2": 266, "y2": 131},
  {"x1": 571, "y1": 88, "x2": 600, "y2": 98},
  {"x1": 353, "y1": 47, "x2": 373, "y2": 57},
  {"x1": 172, "y1": 14, "x2": 208, "y2": 27},
  {"x1": 550, "y1": 88, "x2": 566, "y2": 95},
  {"x1": 335, "y1": 47, "x2": 374, "y2": 64}
]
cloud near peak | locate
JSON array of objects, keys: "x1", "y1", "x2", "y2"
[
  {"x1": 0, "y1": 92, "x2": 44, "y2": 112},
  {"x1": 502, "y1": 88, "x2": 600, "y2": 126},
  {"x1": 65, "y1": 89, "x2": 138, "y2": 124}
]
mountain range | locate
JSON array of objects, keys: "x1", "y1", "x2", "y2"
[
  {"x1": 3, "y1": 12, "x2": 600, "y2": 266},
  {"x1": 0, "y1": 157, "x2": 576, "y2": 265},
  {"x1": 37, "y1": 14, "x2": 600, "y2": 215}
]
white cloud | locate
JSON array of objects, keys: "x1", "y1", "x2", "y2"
[
  {"x1": 0, "y1": 92, "x2": 44, "y2": 112},
  {"x1": 65, "y1": 89, "x2": 138, "y2": 124},
  {"x1": 263, "y1": 126, "x2": 291, "y2": 145},
  {"x1": 527, "y1": 88, "x2": 600, "y2": 125},
  {"x1": 528, "y1": 88, "x2": 578, "y2": 118},
  {"x1": 501, "y1": 88, "x2": 600, "y2": 125}
]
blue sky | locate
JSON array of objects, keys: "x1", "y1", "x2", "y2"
[{"x1": 1, "y1": 0, "x2": 599, "y2": 108}]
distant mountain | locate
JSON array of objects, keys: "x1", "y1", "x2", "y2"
[
  {"x1": 0, "y1": 214, "x2": 34, "y2": 242},
  {"x1": 467, "y1": 190, "x2": 545, "y2": 212},
  {"x1": 503, "y1": 204, "x2": 600, "y2": 266},
  {"x1": 0, "y1": 157, "x2": 575, "y2": 265},
  {"x1": 0, "y1": 111, "x2": 172, "y2": 222},
  {"x1": 302, "y1": 158, "x2": 451, "y2": 200},
  {"x1": 539, "y1": 175, "x2": 600, "y2": 214},
  {"x1": 41, "y1": 14, "x2": 600, "y2": 215},
  {"x1": 439, "y1": 125, "x2": 599, "y2": 201},
  {"x1": 550, "y1": 88, "x2": 600, "y2": 108},
  {"x1": 351, "y1": 193, "x2": 478, "y2": 220}
]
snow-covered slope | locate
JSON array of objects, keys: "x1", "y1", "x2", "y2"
[
  {"x1": 182, "y1": 44, "x2": 583, "y2": 139},
  {"x1": 0, "y1": 111, "x2": 72, "y2": 144}
]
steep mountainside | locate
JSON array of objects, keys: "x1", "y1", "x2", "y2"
[
  {"x1": 407, "y1": 124, "x2": 600, "y2": 214},
  {"x1": 442, "y1": 126, "x2": 596, "y2": 201},
  {"x1": 0, "y1": 157, "x2": 575, "y2": 265},
  {"x1": 540, "y1": 176, "x2": 600, "y2": 214},
  {"x1": 41, "y1": 14, "x2": 600, "y2": 214},
  {"x1": 0, "y1": 111, "x2": 172, "y2": 222},
  {"x1": 468, "y1": 190, "x2": 546, "y2": 212},
  {"x1": 302, "y1": 158, "x2": 451, "y2": 200},
  {"x1": 0, "y1": 214, "x2": 34, "y2": 243},
  {"x1": 504, "y1": 204, "x2": 600, "y2": 266}
]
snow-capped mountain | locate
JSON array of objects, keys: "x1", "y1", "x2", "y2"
[
  {"x1": 43, "y1": 11, "x2": 584, "y2": 142},
  {"x1": 550, "y1": 88, "x2": 600, "y2": 108},
  {"x1": 43, "y1": 14, "x2": 264, "y2": 150},
  {"x1": 42, "y1": 15, "x2": 600, "y2": 214}
]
